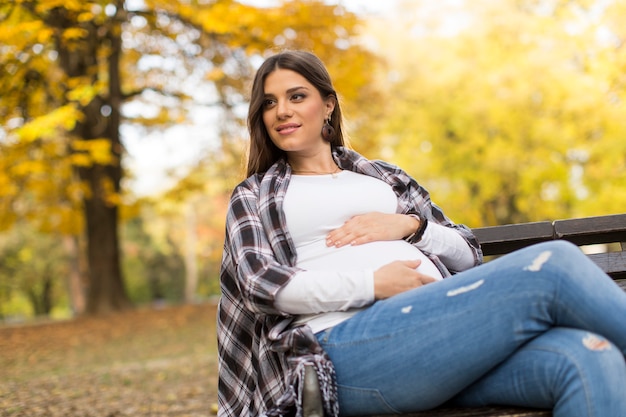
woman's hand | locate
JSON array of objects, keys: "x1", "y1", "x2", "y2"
[
  {"x1": 326, "y1": 212, "x2": 420, "y2": 248},
  {"x1": 373, "y1": 260, "x2": 436, "y2": 299}
]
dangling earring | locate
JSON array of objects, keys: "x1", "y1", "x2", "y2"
[{"x1": 321, "y1": 116, "x2": 335, "y2": 143}]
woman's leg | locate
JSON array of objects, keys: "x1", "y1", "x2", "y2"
[
  {"x1": 450, "y1": 327, "x2": 626, "y2": 417},
  {"x1": 316, "y1": 241, "x2": 626, "y2": 415}
]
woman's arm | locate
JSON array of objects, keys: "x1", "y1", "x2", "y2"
[
  {"x1": 275, "y1": 269, "x2": 374, "y2": 314},
  {"x1": 415, "y1": 221, "x2": 475, "y2": 272},
  {"x1": 325, "y1": 210, "x2": 478, "y2": 274},
  {"x1": 275, "y1": 259, "x2": 437, "y2": 314},
  {"x1": 400, "y1": 177, "x2": 482, "y2": 273},
  {"x1": 325, "y1": 157, "x2": 482, "y2": 274}
]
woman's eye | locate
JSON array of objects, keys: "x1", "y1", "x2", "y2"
[
  {"x1": 263, "y1": 98, "x2": 276, "y2": 108},
  {"x1": 291, "y1": 93, "x2": 305, "y2": 101}
]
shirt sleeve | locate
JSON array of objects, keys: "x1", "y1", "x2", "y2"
[
  {"x1": 416, "y1": 221, "x2": 476, "y2": 272},
  {"x1": 391, "y1": 164, "x2": 483, "y2": 272},
  {"x1": 275, "y1": 269, "x2": 375, "y2": 315}
]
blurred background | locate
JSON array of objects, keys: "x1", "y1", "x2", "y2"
[{"x1": 1, "y1": 0, "x2": 625, "y2": 321}]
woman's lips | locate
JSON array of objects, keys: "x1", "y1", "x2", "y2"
[{"x1": 276, "y1": 123, "x2": 300, "y2": 134}]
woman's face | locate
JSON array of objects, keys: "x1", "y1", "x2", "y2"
[{"x1": 262, "y1": 68, "x2": 335, "y2": 156}]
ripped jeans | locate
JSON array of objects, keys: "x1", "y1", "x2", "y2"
[{"x1": 315, "y1": 241, "x2": 626, "y2": 417}]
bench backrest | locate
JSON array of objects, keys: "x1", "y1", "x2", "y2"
[{"x1": 472, "y1": 213, "x2": 626, "y2": 280}]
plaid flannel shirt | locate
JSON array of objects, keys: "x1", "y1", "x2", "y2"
[{"x1": 217, "y1": 147, "x2": 482, "y2": 417}]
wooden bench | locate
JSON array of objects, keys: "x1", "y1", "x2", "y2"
[{"x1": 303, "y1": 213, "x2": 626, "y2": 417}]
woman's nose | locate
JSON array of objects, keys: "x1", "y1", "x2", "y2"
[{"x1": 276, "y1": 100, "x2": 292, "y2": 119}]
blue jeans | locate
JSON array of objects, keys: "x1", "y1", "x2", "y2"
[{"x1": 315, "y1": 241, "x2": 626, "y2": 416}]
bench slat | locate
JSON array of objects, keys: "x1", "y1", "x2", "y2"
[
  {"x1": 473, "y1": 222, "x2": 554, "y2": 256},
  {"x1": 554, "y1": 214, "x2": 626, "y2": 246},
  {"x1": 589, "y1": 252, "x2": 626, "y2": 279}
]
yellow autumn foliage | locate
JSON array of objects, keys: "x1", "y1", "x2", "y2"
[
  {"x1": 14, "y1": 105, "x2": 83, "y2": 143},
  {"x1": 62, "y1": 27, "x2": 89, "y2": 41},
  {"x1": 71, "y1": 139, "x2": 116, "y2": 166},
  {"x1": 369, "y1": 0, "x2": 626, "y2": 226},
  {"x1": 0, "y1": 0, "x2": 379, "y2": 314}
]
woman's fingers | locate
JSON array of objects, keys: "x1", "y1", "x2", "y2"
[
  {"x1": 373, "y1": 260, "x2": 437, "y2": 299},
  {"x1": 327, "y1": 213, "x2": 420, "y2": 247}
]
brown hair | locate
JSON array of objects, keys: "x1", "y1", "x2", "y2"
[{"x1": 246, "y1": 50, "x2": 346, "y2": 177}]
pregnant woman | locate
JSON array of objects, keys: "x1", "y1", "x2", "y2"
[{"x1": 217, "y1": 50, "x2": 626, "y2": 417}]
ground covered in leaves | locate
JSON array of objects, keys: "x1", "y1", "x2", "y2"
[{"x1": 1, "y1": 303, "x2": 218, "y2": 417}]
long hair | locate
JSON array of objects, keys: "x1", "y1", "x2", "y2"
[{"x1": 246, "y1": 50, "x2": 346, "y2": 177}]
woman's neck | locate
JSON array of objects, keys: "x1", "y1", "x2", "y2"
[{"x1": 289, "y1": 158, "x2": 339, "y2": 175}]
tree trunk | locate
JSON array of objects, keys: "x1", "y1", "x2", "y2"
[
  {"x1": 62, "y1": 235, "x2": 87, "y2": 315},
  {"x1": 82, "y1": 174, "x2": 130, "y2": 315},
  {"x1": 26, "y1": 275, "x2": 52, "y2": 316},
  {"x1": 184, "y1": 200, "x2": 199, "y2": 303},
  {"x1": 52, "y1": 4, "x2": 131, "y2": 315}
]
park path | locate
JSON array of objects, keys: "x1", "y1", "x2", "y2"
[{"x1": 1, "y1": 303, "x2": 218, "y2": 417}]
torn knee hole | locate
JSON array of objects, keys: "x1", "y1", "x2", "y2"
[{"x1": 582, "y1": 333, "x2": 612, "y2": 351}]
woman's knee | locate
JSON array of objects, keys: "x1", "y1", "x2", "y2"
[
  {"x1": 529, "y1": 328, "x2": 626, "y2": 394},
  {"x1": 525, "y1": 240, "x2": 583, "y2": 266},
  {"x1": 516, "y1": 240, "x2": 593, "y2": 285},
  {"x1": 532, "y1": 327, "x2": 623, "y2": 363}
]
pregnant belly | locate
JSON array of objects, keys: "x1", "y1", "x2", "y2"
[{"x1": 296, "y1": 239, "x2": 444, "y2": 281}]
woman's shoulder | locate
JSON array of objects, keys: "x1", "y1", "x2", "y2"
[
  {"x1": 230, "y1": 175, "x2": 262, "y2": 200},
  {"x1": 338, "y1": 148, "x2": 408, "y2": 180},
  {"x1": 229, "y1": 160, "x2": 287, "y2": 201},
  {"x1": 370, "y1": 158, "x2": 405, "y2": 174},
  {"x1": 234, "y1": 159, "x2": 289, "y2": 190},
  {"x1": 335, "y1": 146, "x2": 402, "y2": 171}
]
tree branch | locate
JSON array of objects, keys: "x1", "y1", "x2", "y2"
[{"x1": 122, "y1": 87, "x2": 188, "y2": 101}]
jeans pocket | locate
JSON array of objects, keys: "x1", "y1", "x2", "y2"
[{"x1": 337, "y1": 384, "x2": 401, "y2": 415}]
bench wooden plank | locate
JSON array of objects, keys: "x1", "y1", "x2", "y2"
[
  {"x1": 554, "y1": 214, "x2": 626, "y2": 246},
  {"x1": 589, "y1": 252, "x2": 626, "y2": 279},
  {"x1": 473, "y1": 222, "x2": 554, "y2": 256}
]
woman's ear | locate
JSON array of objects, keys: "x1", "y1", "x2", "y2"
[{"x1": 325, "y1": 95, "x2": 337, "y2": 118}]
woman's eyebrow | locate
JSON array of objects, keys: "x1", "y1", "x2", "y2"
[
  {"x1": 264, "y1": 86, "x2": 309, "y2": 97},
  {"x1": 286, "y1": 86, "x2": 309, "y2": 94}
]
